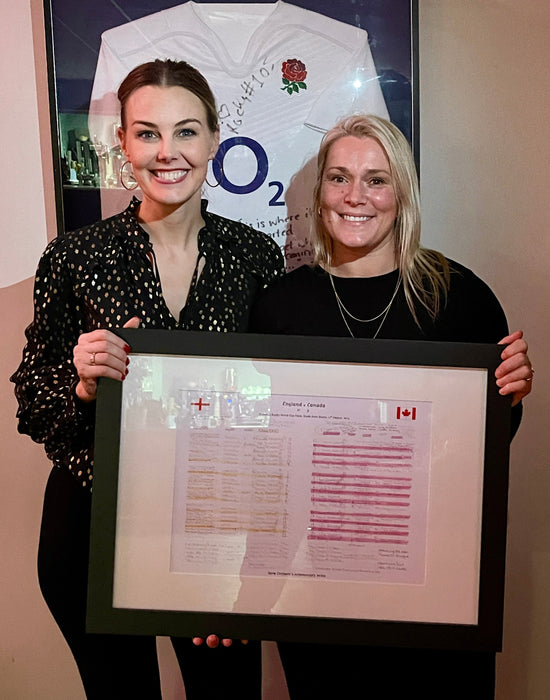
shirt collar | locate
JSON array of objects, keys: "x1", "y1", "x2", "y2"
[{"x1": 115, "y1": 197, "x2": 243, "y2": 246}]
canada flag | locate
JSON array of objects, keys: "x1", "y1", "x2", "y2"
[{"x1": 396, "y1": 406, "x2": 416, "y2": 420}]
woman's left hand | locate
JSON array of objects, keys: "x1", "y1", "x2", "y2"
[
  {"x1": 192, "y1": 635, "x2": 248, "y2": 649},
  {"x1": 496, "y1": 330, "x2": 533, "y2": 406}
]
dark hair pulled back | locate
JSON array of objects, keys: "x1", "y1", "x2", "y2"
[{"x1": 117, "y1": 59, "x2": 218, "y2": 133}]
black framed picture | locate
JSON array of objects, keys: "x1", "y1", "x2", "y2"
[
  {"x1": 44, "y1": 0, "x2": 418, "y2": 256},
  {"x1": 88, "y1": 329, "x2": 511, "y2": 651}
]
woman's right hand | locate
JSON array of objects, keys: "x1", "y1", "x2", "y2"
[{"x1": 73, "y1": 316, "x2": 140, "y2": 402}]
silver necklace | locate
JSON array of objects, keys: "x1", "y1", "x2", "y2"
[{"x1": 328, "y1": 270, "x2": 401, "y2": 339}]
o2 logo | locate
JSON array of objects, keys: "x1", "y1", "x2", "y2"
[{"x1": 212, "y1": 136, "x2": 285, "y2": 206}]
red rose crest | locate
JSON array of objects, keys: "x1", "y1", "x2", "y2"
[{"x1": 281, "y1": 58, "x2": 307, "y2": 95}]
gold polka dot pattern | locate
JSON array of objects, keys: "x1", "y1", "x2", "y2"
[{"x1": 11, "y1": 198, "x2": 284, "y2": 489}]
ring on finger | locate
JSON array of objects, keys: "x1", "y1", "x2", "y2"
[
  {"x1": 526, "y1": 366, "x2": 534, "y2": 381},
  {"x1": 90, "y1": 352, "x2": 96, "y2": 366}
]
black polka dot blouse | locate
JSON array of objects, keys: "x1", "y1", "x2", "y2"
[{"x1": 11, "y1": 198, "x2": 284, "y2": 488}]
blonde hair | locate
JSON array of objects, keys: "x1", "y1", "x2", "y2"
[{"x1": 312, "y1": 114, "x2": 449, "y2": 323}]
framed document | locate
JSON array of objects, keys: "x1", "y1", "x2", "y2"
[{"x1": 87, "y1": 330, "x2": 511, "y2": 651}]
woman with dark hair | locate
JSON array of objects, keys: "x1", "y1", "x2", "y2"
[
  {"x1": 11, "y1": 59, "x2": 283, "y2": 699},
  {"x1": 250, "y1": 114, "x2": 532, "y2": 699}
]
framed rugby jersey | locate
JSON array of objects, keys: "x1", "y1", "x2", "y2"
[{"x1": 44, "y1": 0, "x2": 418, "y2": 261}]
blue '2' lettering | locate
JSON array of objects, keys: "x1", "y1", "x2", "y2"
[{"x1": 268, "y1": 181, "x2": 285, "y2": 206}]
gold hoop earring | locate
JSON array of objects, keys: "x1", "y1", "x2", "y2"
[
  {"x1": 205, "y1": 158, "x2": 224, "y2": 188},
  {"x1": 120, "y1": 160, "x2": 138, "y2": 191}
]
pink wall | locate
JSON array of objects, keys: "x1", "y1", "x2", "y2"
[{"x1": 2, "y1": 1, "x2": 549, "y2": 698}]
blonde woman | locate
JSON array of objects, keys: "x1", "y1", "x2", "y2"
[{"x1": 251, "y1": 114, "x2": 532, "y2": 699}]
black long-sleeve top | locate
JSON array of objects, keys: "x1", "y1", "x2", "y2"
[
  {"x1": 11, "y1": 198, "x2": 284, "y2": 488},
  {"x1": 250, "y1": 261, "x2": 522, "y2": 435}
]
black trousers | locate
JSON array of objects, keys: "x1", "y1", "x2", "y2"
[
  {"x1": 278, "y1": 641, "x2": 496, "y2": 699},
  {"x1": 38, "y1": 466, "x2": 261, "y2": 700}
]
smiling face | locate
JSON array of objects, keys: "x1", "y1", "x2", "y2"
[
  {"x1": 118, "y1": 85, "x2": 219, "y2": 216},
  {"x1": 320, "y1": 135, "x2": 397, "y2": 271}
]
